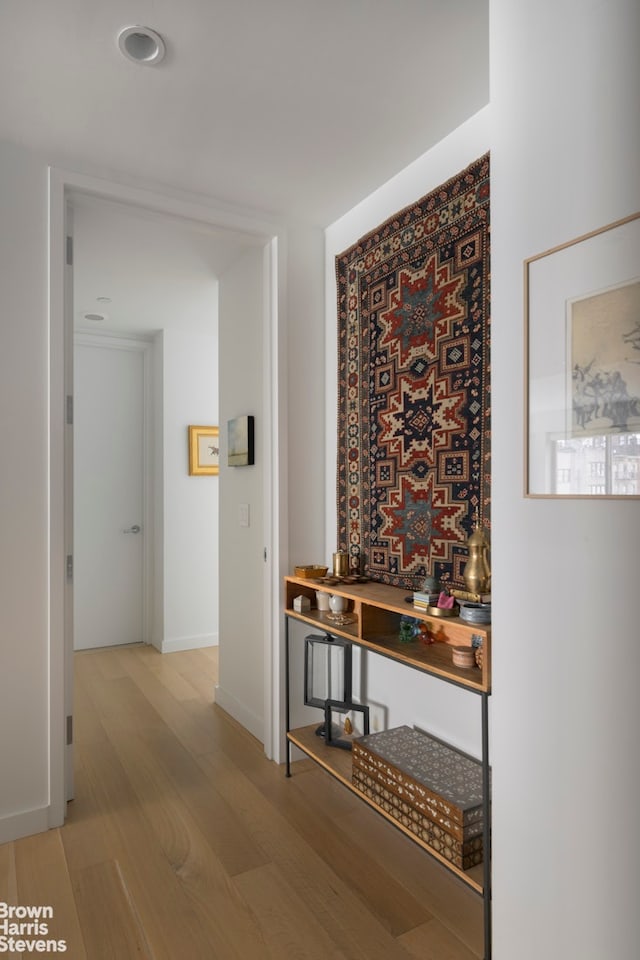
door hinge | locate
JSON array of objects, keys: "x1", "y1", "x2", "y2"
[
  {"x1": 66, "y1": 235, "x2": 73, "y2": 266},
  {"x1": 66, "y1": 554, "x2": 73, "y2": 582},
  {"x1": 66, "y1": 395, "x2": 73, "y2": 425},
  {"x1": 264, "y1": 547, "x2": 267, "y2": 562},
  {"x1": 66, "y1": 715, "x2": 73, "y2": 746}
]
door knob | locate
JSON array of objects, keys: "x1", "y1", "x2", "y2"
[{"x1": 123, "y1": 524, "x2": 141, "y2": 534}]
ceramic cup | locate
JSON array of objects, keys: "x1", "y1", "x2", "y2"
[
  {"x1": 328, "y1": 594, "x2": 347, "y2": 613},
  {"x1": 316, "y1": 591, "x2": 330, "y2": 611}
]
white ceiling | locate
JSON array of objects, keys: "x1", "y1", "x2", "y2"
[
  {"x1": 71, "y1": 192, "x2": 261, "y2": 335},
  {"x1": 0, "y1": 0, "x2": 488, "y2": 228}
]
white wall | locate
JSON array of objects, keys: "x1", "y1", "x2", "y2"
[
  {"x1": 324, "y1": 107, "x2": 491, "y2": 758},
  {"x1": 216, "y1": 246, "x2": 267, "y2": 741},
  {"x1": 0, "y1": 141, "x2": 50, "y2": 840},
  {"x1": 490, "y1": 2, "x2": 640, "y2": 958},
  {"x1": 162, "y1": 326, "x2": 219, "y2": 652},
  {"x1": 285, "y1": 224, "x2": 327, "y2": 565}
]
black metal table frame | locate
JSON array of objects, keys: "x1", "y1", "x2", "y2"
[{"x1": 284, "y1": 612, "x2": 492, "y2": 960}]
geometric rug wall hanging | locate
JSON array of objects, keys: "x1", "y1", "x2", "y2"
[{"x1": 336, "y1": 153, "x2": 490, "y2": 589}]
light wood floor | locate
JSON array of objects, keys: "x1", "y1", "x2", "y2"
[{"x1": 0, "y1": 644, "x2": 483, "y2": 959}]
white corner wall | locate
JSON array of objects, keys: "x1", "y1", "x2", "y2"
[
  {"x1": 162, "y1": 326, "x2": 219, "y2": 652},
  {"x1": 0, "y1": 140, "x2": 50, "y2": 840},
  {"x1": 324, "y1": 107, "x2": 491, "y2": 758},
  {"x1": 490, "y1": 2, "x2": 640, "y2": 958},
  {"x1": 216, "y1": 246, "x2": 266, "y2": 742}
]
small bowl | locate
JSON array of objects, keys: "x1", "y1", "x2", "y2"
[
  {"x1": 426, "y1": 603, "x2": 460, "y2": 618},
  {"x1": 451, "y1": 646, "x2": 476, "y2": 669},
  {"x1": 294, "y1": 565, "x2": 329, "y2": 579}
]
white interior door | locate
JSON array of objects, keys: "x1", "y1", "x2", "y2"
[{"x1": 74, "y1": 337, "x2": 146, "y2": 649}]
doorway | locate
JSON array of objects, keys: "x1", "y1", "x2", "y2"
[{"x1": 48, "y1": 167, "x2": 280, "y2": 828}]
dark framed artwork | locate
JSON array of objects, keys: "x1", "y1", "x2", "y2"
[
  {"x1": 324, "y1": 699, "x2": 370, "y2": 750},
  {"x1": 525, "y1": 211, "x2": 640, "y2": 497},
  {"x1": 227, "y1": 415, "x2": 255, "y2": 467}
]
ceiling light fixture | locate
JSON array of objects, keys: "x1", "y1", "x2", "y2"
[
  {"x1": 84, "y1": 312, "x2": 106, "y2": 323},
  {"x1": 117, "y1": 26, "x2": 166, "y2": 66}
]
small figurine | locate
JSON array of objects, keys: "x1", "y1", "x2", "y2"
[{"x1": 344, "y1": 716, "x2": 353, "y2": 735}]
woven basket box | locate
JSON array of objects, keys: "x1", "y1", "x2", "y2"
[
  {"x1": 352, "y1": 767, "x2": 483, "y2": 869},
  {"x1": 352, "y1": 726, "x2": 486, "y2": 847}
]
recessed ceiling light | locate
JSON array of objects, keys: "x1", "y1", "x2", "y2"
[
  {"x1": 97, "y1": 296, "x2": 112, "y2": 304},
  {"x1": 117, "y1": 26, "x2": 166, "y2": 66},
  {"x1": 84, "y1": 312, "x2": 106, "y2": 323}
]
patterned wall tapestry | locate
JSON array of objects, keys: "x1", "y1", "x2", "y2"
[{"x1": 336, "y1": 153, "x2": 490, "y2": 589}]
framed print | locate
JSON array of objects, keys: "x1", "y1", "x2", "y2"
[
  {"x1": 323, "y1": 699, "x2": 370, "y2": 750},
  {"x1": 188, "y1": 425, "x2": 219, "y2": 476},
  {"x1": 525, "y1": 212, "x2": 640, "y2": 497},
  {"x1": 227, "y1": 415, "x2": 254, "y2": 466}
]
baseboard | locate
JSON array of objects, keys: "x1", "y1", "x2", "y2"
[
  {"x1": 0, "y1": 805, "x2": 50, "y2": 844},
  {"x1": 160, "y1": 633, "x2": 218, "y2": 654},
  {"x1": 215, "y1": 685, "x2": 264, "y2": 744}
]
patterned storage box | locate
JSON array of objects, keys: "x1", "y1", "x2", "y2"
[{"x1": 352, "y1": 725, "x2": 487, "y2": 868}]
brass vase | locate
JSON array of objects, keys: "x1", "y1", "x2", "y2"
[{"x1": 463, "y1": 522, "x2": 491, "y2": 596}]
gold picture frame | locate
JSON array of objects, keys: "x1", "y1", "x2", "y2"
[
  {"x1": 188, "y1": 425, "x2": 219, "y2": 476},
  {"x1": 525, "y1": 211, "x2": 640, "y2": 498}
]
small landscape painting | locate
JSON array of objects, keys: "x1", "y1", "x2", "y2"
[{"x1": 227, "y1": 415, "x2": 255, "y2": 467}]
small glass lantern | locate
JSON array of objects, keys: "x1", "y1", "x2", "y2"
[{"x1": 304, "y1": 633, "x2": 352, "y2": 710}]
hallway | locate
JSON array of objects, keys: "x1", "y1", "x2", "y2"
[{"x1": 0, "y1": 645, "x2": 481, "y2": 958}]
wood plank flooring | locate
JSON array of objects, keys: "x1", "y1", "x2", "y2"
[{"x1": 1, "y1": 644, "x2": 483, "y2": 958}]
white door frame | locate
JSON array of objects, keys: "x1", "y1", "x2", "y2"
[{"x1": 48, "y1": 167, "x2": 284, "y2": 826}]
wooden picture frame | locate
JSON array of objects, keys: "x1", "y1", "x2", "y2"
[
  {"x1": 188, "y1": 425, "x2": 219, "y2": 476},
  {"x1": 524, "y1": 211, "x2": 640, "y2": 497}
]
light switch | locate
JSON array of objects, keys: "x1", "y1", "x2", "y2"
[{"x1": 239, "y1": 503, "x2": 250, "y2": 527}]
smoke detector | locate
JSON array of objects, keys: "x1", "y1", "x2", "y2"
[{"x1": 117, "y1": 26, "x2": 166, "y2": 66}]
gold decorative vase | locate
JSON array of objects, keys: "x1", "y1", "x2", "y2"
[{"x1": 463, "y1": 521, "x2": 491, "y2": 596}]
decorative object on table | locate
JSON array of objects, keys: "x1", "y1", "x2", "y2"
[
  {"x1": 473, "y1": 636, "x2": 484, "y2": 670},
  {"x1": 451, "y1": 646, "x2": 476, "y2": 669},
  {"x1": 294, "y1": 564, "x2": 329, "y2": 579},
  {"x1": 328, "y1": 594, "x2": 347, "y2": 613},
  {"x1": 336, "y1": 153, "x2": 491, "y2": 589},
  {"x1": 525, "y1": 211, "x2": 640, "y2": 498},
  {"x1": 421, "y1": 573, "x2": 440, "y2": 594},
  {"x1": 352, "y1": 725, "x2": 486, "y2": 869},
  {"x1": 188, "y1": 425, "x2": 219, "y2": 476},
  {"x1": 326, "y1": 612, "x2": 357, "y2": 625},
  {"x1": 426, "y1": 591, "x2": 460, "y2": 618},
  {"x1": 462, "y1": 514, "x2": 491, "y2": 596},
  {"x1": 399, "y1": 615, "x2": 424, "y2": 643},
  {"x1": 325, "y1": 593, "x2": 356, "y2": 624},
  {"x1": 293, "y1": 595, "x2": 311, "y2": 614},
  {"x1": 332, "y1": 550, "x2": 349, "y2": 577},
  {"x1": 304, "y1": 633, "x2": 353, "y2": 738},
  {"x1": 304, "y1": 633, "x2": 352, "y2": 708},
  {"x1": 227, "y1": 414, "x2": 255, "y2": 466},
  {"x1": 315, "y1": 590, "x2": 330, "y2": 611},
  {"x1": 412, "y1": 588, "x2": 441, "y2": 611},
  {"x1": 324, "y1": 699, "x2": 370, "y2": 750},
  {"x1": 459, "y1": 601, "x2": 491, "y2": 625},
  {"x1": 448, "y1": 586, "x2": 491, "y2": 604}
]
